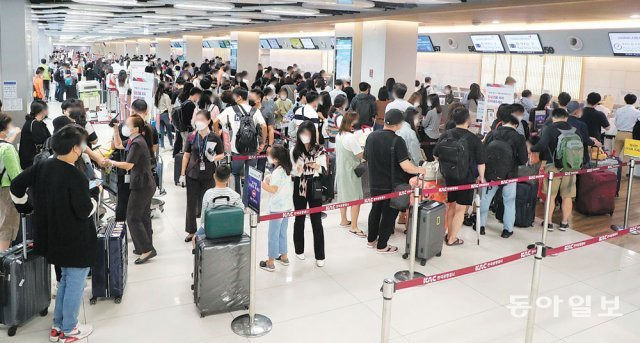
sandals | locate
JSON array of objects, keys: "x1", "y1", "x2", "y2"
[
  {"x1": 366, "y1": 240, "x2": 377, "y2": 249},
  {"x1": 339, "y1": 221, "x2": 352, "y2": 228},
  {"x1": 348, "y1": 229, "x2": 367, "y2": 238},
  {"x1": 377, "y1": 245, "x2": 399, "y2": 254},
  {"x1": 445, "y1": 238, "x2": 464, "y2": 246}
]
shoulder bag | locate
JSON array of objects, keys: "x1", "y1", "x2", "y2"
[{"x1": 390, "y1": 136, "x2": 412, "y2": 211}]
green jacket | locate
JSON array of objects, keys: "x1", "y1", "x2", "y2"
[{"x1": 0, "y1": 142, "x2": 22, "y2": 187}]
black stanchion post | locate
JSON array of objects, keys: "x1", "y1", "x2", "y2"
[{"x1": 231, "y1": 212, "x2": 272, "y2": 337}]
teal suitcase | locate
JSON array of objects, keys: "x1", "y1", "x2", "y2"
[{"x1": 204, "y1": 196, "x2": 244, "y2": 239}]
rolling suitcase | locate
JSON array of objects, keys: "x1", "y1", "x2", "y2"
[
  {"x1": 90, "y1": 220, "x2": 127, "y2": 305},
  {"x1": 0, "y1": 214, "x2": 51, "y2": 337},
  {"x1": 495, "y1": 181, "x2": 538, "y2": 228},
  {"x1": 403, "y1": 200, "x2": 446, "y2": 266},
  {"x1": 192, "y1": 234, "x2": 250, "y2": 317},
  {"x1": 174, "y1": 152, "x2": 184, "y2": 187},
  {"x1": 575, "y1": 171, "x2": 616, "y2": 216}
]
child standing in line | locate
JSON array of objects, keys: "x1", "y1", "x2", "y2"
[{"x1": 260, "y1": 145, "x2": 294, "y2": 272}]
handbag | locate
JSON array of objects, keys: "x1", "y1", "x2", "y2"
[
  {"x1": 310, "y1": 176, "x2": 324, "y2": 201},
  {"x1": 389, "y1": 136, "x2": 412, "y2": 211},
  {"x1": 354, "y1": 161, "x2": 367, "y2": 178}
]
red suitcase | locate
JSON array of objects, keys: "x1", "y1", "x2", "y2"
[{"x1": 575, "y1": 171, "x2": 616, "y2": 216}]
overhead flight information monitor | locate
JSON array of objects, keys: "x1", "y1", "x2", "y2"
[
  {"x1": 290, "y1": 38, "x2": 303, "y2": 49},
  {"x1": 260, "y1": 39, "x2": 270, "y2": 49},
  {"x1": 268, "y1": 39, "x2": 280, "y2": 49},
  {"x1": 504, "y1": 34, "x2": 543, "y2": 54},
  {"x1": 300, "y1": 38, "x2": 316, "y2": 49},
  {"x1": 417, "y1": 35, "x2": 435, "y2": 52},
  {"x1": 609, "y1": 32, "x2": 640, "y2": 56},
  {"x1": 470, "y1": 34, "x2": 505, "y2": 53}
]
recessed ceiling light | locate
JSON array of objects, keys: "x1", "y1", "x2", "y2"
[
  {"x1": 492, "y1": 20, "x2": 500, "y2": 24},
  {"x1": 631, "y1": 14, "x2": 640, "y2": 19},
  {"x1": 208, "y1": 17, "x2": 251, "y2": 24},
  {"x1": 174, "y1": 2, "x2": 234, "y2": 11},
  {"x1": 72, "y1": 0, "x2": 139, "y2": 5},
  {"x1": 262, "y1": 6, "x2": 319, "y2": 16}
]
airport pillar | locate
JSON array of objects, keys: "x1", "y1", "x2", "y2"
[
  {"x1": 115, "y1": 42, "x2": 126, "y2": 56},
  {"x1": 232, "y1": 31, "x2": 260, "y2": 81},
  {"x1": 359, "y1": 20, "x2": 418, "y2": 93},
  {"x1": 184, "y1": 35, "x2": 203, "y2": 63},
  {"x1": 125, "y1": 40, "x2": 137, "y2": 56},
  {"x1": 0, "y1": 0, "x2": 34, "y2": 129},
  {"x1": 334, "y1": 22, "x2": 363, "y2": 86},
  {"x1": 138, "y1": 39, "x2": 151, "y2": 56},
  {"x1": 156, "y1": 38, "x2": 171, "y2": 61}
]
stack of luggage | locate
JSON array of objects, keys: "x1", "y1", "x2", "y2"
[
  {"x1": 192, "y1": 197, "x2": 249, "y2": 317},
  {"x1": 91, "y1": 220, "x2": 127, "y2": 304},
  {"x1": 0, "y1": 215, "x2": 51, "y2": 337}
]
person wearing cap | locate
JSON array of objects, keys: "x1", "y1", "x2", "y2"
[
  {"x1": 566, "y1": 100, "x2": 596, "y2": 165},
  {"x1": 363, "y1": 109, "x2": 426, "y2": 254}
]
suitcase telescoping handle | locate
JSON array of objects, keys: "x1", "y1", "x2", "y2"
[{"x1": 21, "y1": 214, "x2": 28, "y2": 260}]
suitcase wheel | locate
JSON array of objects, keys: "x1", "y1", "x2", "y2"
[
  {"x1": 436, "y1": 252, "x2": 442, "y2": 257},
  {"x1": 420, "y1": 259, "x2": 427, "y2": 266},
  {"x1": 114, "y1": 297, "x2": 122, "y2": 304},
  {"x1": 191, "y1": 284, "x2": 194, "y2": 290},
  {"x1": 200, "y1": 313, "x2": 205, "y2": 318},
  {"x1": 40, "y1": 308, "x2": 48, "y2": 316},
  {"x1": 90, "y1": 297, "x2": 97, "y2": 305},
  {"x1": 402, "y1": 253, "x2": 409, "y2": 260},
  {"x1": 8, "y1": 326, "x2": 17, "y2": 336}
]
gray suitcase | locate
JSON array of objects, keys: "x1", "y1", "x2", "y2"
[
  {"x1": 403, "y1": 200, "x2": 446, "y2": 266},
  {"x1": 0, "y1": 215, "x2": 51, "y2": 337},
  {"x1": 192, "y1": 234, "x2": 250, "y2": 317}
]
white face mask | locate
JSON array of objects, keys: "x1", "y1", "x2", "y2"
[
  {"x1": 6, "y1": 127, "x2": 17, "y2": 138},
  {"x1": 299, "y1": 134, "x2": 311, "y2": 144},
  {"x1": 195, "y1": 121, "x2": 207, "y2": 131},
  {"x1": 122, "y1": 125, "x2": 133, "y2": 137},
  {"x1": 414, "y1": 102, "x2": 420, "y2": 107},
  {"x1": 427, "y1": 100, "x2": 432, "y2": 107}
]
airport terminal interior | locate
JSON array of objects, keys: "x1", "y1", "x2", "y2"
[{"x1": 2, "y1": 0, "x2": 640, "y2": 342}]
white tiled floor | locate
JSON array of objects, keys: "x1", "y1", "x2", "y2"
[{"x1": 3, "y1": 103, "x2": 640, "y2": 342}]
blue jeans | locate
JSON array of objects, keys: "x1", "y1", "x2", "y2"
[
  {"x1": 231, "y1": 154, "x2": 257, "y2": 206},
  {"x1": 479, "y1": 183, "x2": 517, "y2": 233},
  {"x1": 158, "y1": 112, "x2": 173, "y2": 148},
  {"x1": 268, "y1": 213, "x2": 289, "y2": 259},
  {"x1": 53, "y1": 267, "x2": 90, "y2": 333}
]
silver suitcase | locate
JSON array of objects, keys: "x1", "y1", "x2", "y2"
[
  {"x1": 403, "y1": 200, "x2": 446, "y2": 266},
  {"x1": 192, "y1": 234, "x2": 250, "y2": 317}
]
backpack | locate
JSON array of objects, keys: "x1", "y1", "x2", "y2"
[
  {"x1": 53, "y1": 67, "x2": 64, "y2": 82},
  {"x1": 171, "y1": 100, "x2": 187, "y2": 132},
  {"x1": 33, "y1": 137, "x2": 52, "y2": 165},
  {"x1": 233, "y1": 105, "x2": 259, "y2": 154},
  {"x1": 485, "y1": 131, "x2": 514, "y2": 181},
  {"x1": 437, "y1": 131, "x2": 470, "y2": 181},
  {"x1": 326, "y1": 112, "x2": 341, "y2": 140},
  {"x1": 554, "y1": 127, "x2": 583, "y2": 171}
]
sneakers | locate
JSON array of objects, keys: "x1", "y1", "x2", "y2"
[
  {"x1": 50, "y1": 326, "x2": 61, "y2": 342},
  {"x1": 541, "y1": 222, "x2": 554, "y2": 231},
  {"x1": 58, "y1": 324, "x2": 93, "y2": 342},
  {"x1": 295, "y1": 254, "x2": 305, "y2": 260},
  {"x1": 276, "y1": 256, "x2": 290, "y2": 266},
  {"x1": 501, "y1": 229, "x2": 513, "y2": 238},
  {"x1": 259, "y1": 260, "x2": 275, "y2": 272},
  {"x1": 316, "y1": 260, "x2": 325, "y2": 267},
  {"x1": 559, "y1": 223, "x2": 569, "y2": 232}
]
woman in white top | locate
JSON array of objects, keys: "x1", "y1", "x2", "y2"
[
  {"x1": 259, "y1": 145, "x2": 294, "y2": 272},
  {"x1": 335, "y1": 111, "x2": 365, "y2": 237},
  {"x1": 154, "y1": 83, "x2": 174, "y2": 149}
]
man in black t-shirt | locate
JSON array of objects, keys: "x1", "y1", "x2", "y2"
[
  {"x1": 580, "y1": 92, "x2": 610, "y2": 143},
  {"x1": 364, "y1": 109, "x2": 426, "y2": 254},
  {"x1": 434, "y1": 107, "x2": 486, "y2": 246}
]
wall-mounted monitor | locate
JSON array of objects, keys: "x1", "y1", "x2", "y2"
[
  {"x1": 202, "y1": 41, "x2": 211, "y2": 48},
  {"x1": 260, "y1": 39, "x2": 270, "y2": 49},
  {"x1": 504, "y1": 34, "x2": 543, "y2": 54},
  {"x1": 470, "y1": 34, "x2": 505, "y2": 53},
  {"x1": 268, "y1": 39, "x2": 280, "y2": 49},
  {"x1": 300, "y1": 38, "x2": 316, "y2": 49},
  {"x1": 290, "y1": 38, "x2": 303, "y2": 49},
  {"x1": 171, "y1": 41, "x2": 183, "y2": 48},
  {"x1": 334, "y1": 37, "x2": 353, "y2": 80},
  {"x1": 417, "y1": 35, "x2": 435, "y2": 52},
  {"x1": 609, "y1": 32, "x2": 640, "y2": 57}
]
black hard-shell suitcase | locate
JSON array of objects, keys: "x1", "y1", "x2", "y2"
[
  {"x1": 404, "y1": 200, "x2": 446, "y2": 266},
  {"x1": 495, "y1": 181, "x2": 538, "y2": 228},
  {"x1": 192, "y1": 234, "x2": 250, "y2": 317},
  {"x1": 0, "y1": 214, "x2": 51, "y2": 337},
  {"x1": 174, "y1": 152, "x2": 184, "y2": 187},
  {"x1": 90, "y1": 220, "x2": 127, "y2": 304}
]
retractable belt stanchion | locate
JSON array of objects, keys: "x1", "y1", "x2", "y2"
[
  {"x1": 231, "y1": 212, "x2": 272, "y2": 337},
  {"x1": 395, "y1": 187, "x2": 426, "y2": 281},
  {"x1": 524, "y1": 171, "x2": 554, "y2": 343},
  {"x1": 380, "y1": 279, "x2": 395, "y2": 343},
  {"x1": 475, "y1": 190, "x2": 481, "y2": 245},
  {"x1": 612, "y1": 159, "x2": 636, "y2": 234}
]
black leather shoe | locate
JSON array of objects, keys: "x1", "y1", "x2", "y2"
[
  {"x1": 134, "y1": 249, "x2": 157, "y2": 265},
  {"x1": 480, "y1": 226, "x2": 485, "y2": 235},
  {"x1": 184, "y1": 234, "x2": 194, "y2": 243},
  {"x1": 501, "y1": 230, "x2": 513, "y2": 238},
  {"x1": 133, "y1": 250, "x2": 141, "y2": 255}
]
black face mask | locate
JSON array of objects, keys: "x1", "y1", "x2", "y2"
[{"x1": 248, "y1": 100, "x2": 256, "y2": 107}]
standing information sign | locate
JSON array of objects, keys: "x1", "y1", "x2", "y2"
[{"x1": 247, "y1": 166, "x2": 263, "y2": 214}]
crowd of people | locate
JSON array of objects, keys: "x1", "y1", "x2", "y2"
[{"x1": 1, "y1": 49, "x2": 639, "y2": 342}]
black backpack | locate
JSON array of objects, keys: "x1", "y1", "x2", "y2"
[
  {"x1": 437, "y1": 130, "x2": 470, "y2": 181},
  {"x1": 53, "y1": 67, "x2": 64, "y2": 82},
  {"x1": 171, "y1": 100, "x2": 188, "y2": 132},
  {"x1": 485, "y1": 131, "x2": 514, "y2": 181},
  {"x1": 233, "y1": 105, "x2": 259, "y2": 154},
  {"x1": 33, "y1": 137, "x2": 52, "y2": 165}
]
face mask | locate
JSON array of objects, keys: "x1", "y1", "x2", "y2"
[
  {"x1": 414, "y1": 102, "x2": 421, "y2": 107},
  {"x1": 299, "y1": 134, "x2": 311, "y2": 144},
  {"x1": 6, "y1": 127, "x2": 17, "y2": 138},
  {"x1": 267, "y1": 156, "x2": 274, "y2": 164},
  {"x1": 121, "y1": 125, "x2": 132, "y2": 137},
  {"x1": 248, "y1": 100, "x2": 256, "y2": 107},
  {"x1": 195, "y1": 121, "x2": 207, "y2": 131},
  {"x1": 427, "y1": 101, "x2": 432, "y2": 107}
]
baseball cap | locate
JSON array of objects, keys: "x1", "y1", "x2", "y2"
[
  {"x1": 567, "y1": 100, "x2": 583, "y2": 115},
  {"x1": 384, "y1": 109, "x2": 404, "y2": 125}
]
